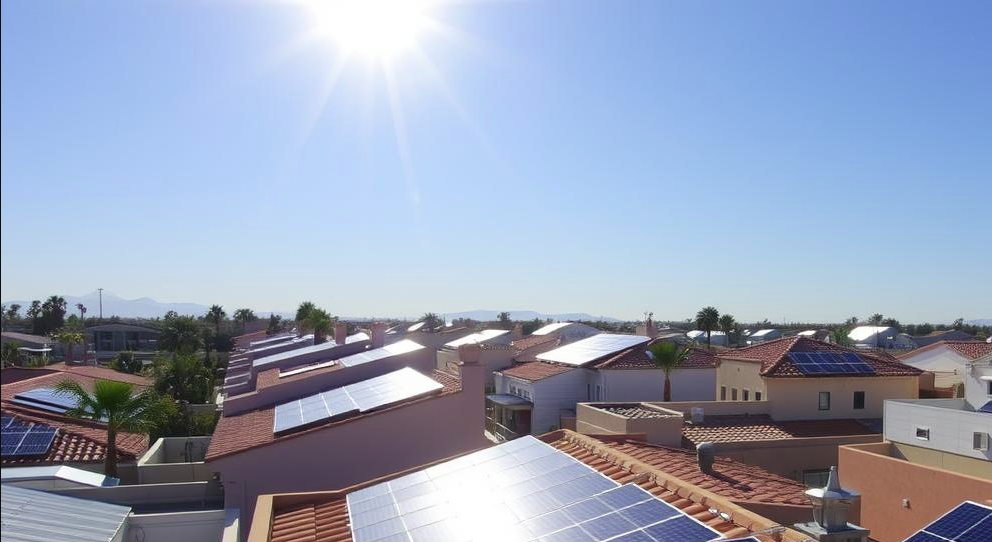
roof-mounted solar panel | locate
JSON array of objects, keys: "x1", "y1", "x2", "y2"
[
  {"x1": 901, "y1": 501, "x2": 992, "y2": 542},
  {"x1": 787, "y1": 351, "x2": 875, "y2": 375},
  {"x1": 537, "y1": 334, "x2": 651, "y2": 366},
  {"x1": 1, "y1": 423, "x2": 59, "y2": 457}
]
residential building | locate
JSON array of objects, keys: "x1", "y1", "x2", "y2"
[
  {"x1": 246, "y1": 430, "x2": 814, "y2": 542},
  {"x1": 847, "y1": 325, "x2": 915, "y2": 350},
  {"x1": 897, "y1": 340, "x2": 992, "y2": 388},
  {"x1": 911, "y1": 329, "x2": 975, "y2": 348},
  {"x1": 487, "y1": 334, "x2": 718, "y2": 441},
  {"x1": 713, "y1": 336, "x2": 922, "y2": 420},
  {"x1": 797, "y1": 329, "x2": 833, "y2": 343},
  {"x1": 512, "y1": 322, "x2": 602, "y2": 363},
  {"x1": 746, "y1": 329, "x2": 782, "y2": 344},
  {"x1": 687, "y1": 330, "x2": 729, "y2": 346},
  {"x1": 205, "y1": 343, "x2": 488, "y2": 537},
  {"x1": 87, "y1": 323, "x2": 161, "y2": 359}
]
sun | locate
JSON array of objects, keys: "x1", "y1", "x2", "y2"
[{"x1": 303, "y1": 0, "x2": 433, "y2": 58}]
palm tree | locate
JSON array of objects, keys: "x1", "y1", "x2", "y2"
[
  {"x1": 295, "y1": 302, "x2": 317, "y2": 336},
  {"x1": 718, "y1": 314, "x2": 737, "y2": 346},
  {"x1": 233, "y1": 308, "x2": 257, "y2": 334},
  {"x1": 305, "y1": 309, "x2": 333, "y2": 343},
  {"x1": 647, "y1": 341, "x2": 690, "y2": 401},
  {"x1": 832, "y1": 327, "x2": 854, "y2": 346},
  {"x1": 158, "y1": 316, "x2": 203, "y2": 355},
  {"x1": 53, "y1": 379, "x2": 168, "y2": 478},
  {"x1": 206, "y1": 305, "x2": 226, "y2": 336},
  {"x1": 421, "y1": 312, "x2": 442, "y2": 332},
  {"x1": 867, "y1": 313, "x2": 884, "y2": 326},
  {"x1": 53, "y1": 330, "x2": 84, "y2": 364},
  {"x1": 76, "y1": 303, "x2": 87, "y2": 322},
  {"x1": 695, "y1": 306, "x2": 720, "y2": 347}
]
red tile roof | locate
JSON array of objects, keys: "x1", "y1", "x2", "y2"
[
  {"x1": 499, "y1": 361, "x2": 574, "y2": 382},
  {"x1": 717, "y1": 337, "x2": 923, "y2": 378},
  {"x1": 2, "y1": 367, "x2": 149, "y2": 403},
  {"x1": 512, "y1": 334, "x2": 558, "y2": 353},
  {"x1": 46, "y1": 363, "x2": 152, "y2": 386},
  {"x1": 583, "y1": 436, "x2": 810, "y2": 506},
  {"x1": 261, "y1": 430, "x2": 809, "y2": 542},
  {"x1": 0, "y1": 408, "x2": 148, "y2": 465},
  {"x1": 206, "y1": 369, "x2": 462, "y2": 461},
  {"x1": 596, "y1": 340, "x2": 718, "y2": 370},
  {"x1": 681, "y1": 415, "x2": 879, "y2": 446},
  {"x1": 898, "y1": 341, "x2": 992, "y2": 362}
]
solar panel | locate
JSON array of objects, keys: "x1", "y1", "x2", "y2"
[
  {"x1": 901, "y1": 501, "x2": 992, "y2": 542},
  {"x1": 444, "y1": 329, "x2": 510, "y2": 349},
  {"x1": 787, "y1": 351, "x2": 875, "y2": 375},
  {"x1": 340, "y1": 339, "x2": 424, "y2": 368},
  {"x1": 536, "y1": 334, "x2": 651, "y2": 366},
  {"x1": 978, "y1": 401, "x2": 992, "y2": 414},
  {"x1": 13, "y1": 387, "x2": 80, "y2": 411},
  {"x1": 346, "y1": 436, "x2": 721, "y2": 542},
  {"x1": 1, "y1": 423, "x2": 59, "y2": 457},
  {"x1": 273, "y1": 367, "x2": 443, "y2": 434}
]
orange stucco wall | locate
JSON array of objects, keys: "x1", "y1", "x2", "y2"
[{"x1": 839, "y1": 442, "x2": 992, "y2": 542}]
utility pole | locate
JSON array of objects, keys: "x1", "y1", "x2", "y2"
[{"x1": 98, "y1": 288, "x2": 104, "y2": 320}]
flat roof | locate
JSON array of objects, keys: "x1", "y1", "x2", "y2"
[
  {"x1": 1, "y1": 465, "x2": 118, "y2": 487},
  {"x1": 1, "y1": 484, "x2": 131, "y2": 542}
]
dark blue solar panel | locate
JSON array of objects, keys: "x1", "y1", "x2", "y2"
[
  {"x1": 524, "y1": 510, "x2": 575, "y2": 538},
  {"x1": 788, "y1": 352, "x2": 875, "y2": 375},
  {"x1": 580, "y1": 511, "x2": 637, "y2": 540},
  {"x1": 618, "y1": 499, "x2": 681, "y2": 527},
  {"x1": 642, "y1": 515, "x2": 719, "y2": 542},
  {"x1": 15, "y1": 387, "x2": 79, "y2": 409},
  {"x1": 540, "y1": 525, "x2": 595, "y2": 542},
  {"x1": 609, "y1": 532, "x2": 655, "y2": 542},
  {"x1": 563, "y1": 497, "x2": 612, "y2": 523},
  {"x1": 904, "y1": 532, "x2": 946, "y2": 542},
  {"x1": 1, "y1": 416, "x2": 13, "y2": 429},
  {"x1": 958, "y1": 515, "x2": 992, "y2": 542},
  {"x1": 596, "y1": 484, "x2": 653, "y2": 510},
  {"x1": 978, "y1": 401, "x2": 992, "y2": 414},
  {"x1": 926, "y1": 502, "x2": 992, "y2": 540},
  {"x1": 14, "y1": 427, "x2": 57, "y2": 455},
  {"x1": 1, "y1": 429, "x2": 28, "y2": 455}
]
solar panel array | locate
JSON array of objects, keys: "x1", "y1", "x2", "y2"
[
  {"x1": 902, "y1": 501, "x2": 991, "y2": 542},
  {"x1": 978, "y1": 401, "x2": 992, "y2": 414},
  {"x1": 9, "y1": 387, "x2": 81, "y2": 415},
  {"x1": 346, "y1": 436, "x2": 723, "y2": 542},
  {"x1": 273, "y1": 367, "x2": 443, "y2": 434},
  {"x1": 444, "y1": 329, "x2": 510, "y2": 349},
  {"x1": 340, "y1": 340, "x2": 424, "y2": 369},
  {"x1": 1, "y1": 419, "x2": 59, "y2": 457},
  {"x1": 536, "y1": 334, "x2": 651, "y2": 367},
  {"x1": 786, "y1": 352, "x2": 875, "y2": 375}
]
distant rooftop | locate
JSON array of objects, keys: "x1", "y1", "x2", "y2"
[{"x1": 681, "y1": 414, "x2": 880, "y2": 446}]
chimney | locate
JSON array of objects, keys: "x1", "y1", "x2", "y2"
[
  {"x1": 457, "y1": 344, "x2": 486, "y2": 441},
  {"x1": 794, "y1": 466, "x2": 869, "y2": 542},
  {"x1": 696, "y1": 442, "x2": 715, "y2": 474},
  {"x1": 646, "y1": 318, "x2": 658, "y2": 339},
  {"x1": 511, "y1": 323, "x2": 524, "y2": 341},
  {"x1": 371, "y1": 322, "x2": 386, "y2": 349},
  {"x1": 334, "y1": 322, "x2": 347, "y2": 345}
]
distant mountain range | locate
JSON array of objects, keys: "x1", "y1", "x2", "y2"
[{"x1": 2, "y1": 291, "x2": 218, "y2": 320}]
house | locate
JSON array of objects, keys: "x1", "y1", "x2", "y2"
[
  {"x1": 512, "y1": 322, "x2": 602, "y2": 363},
  {"x1": 1, "y1": 365, "x2": 152, "y2": 481},
  {"x1": 911, "y1": 329, "x2": 974, "y2": 348},
  {"x1": 246, "y1": 430, "x2": 815, "y2": 542},
  {"x1": 797, "y1": 329, "x2": 833, "y2": 343},
  {"x1": 838, "y1": 351, "x2": 992, "y2": 542},
  {"x1": 205, "y1": 343, "x2": 488, "y2": 535},
  {"x1": 746, "y1": 329, "x2": 782, "y2": 344},
  {"x1": 713, "y1": 336, "x2": 923, "y2": 420},
  {"x1": 687, "y1": 330, "x2": 729, "y2": 346},
  {"x1": 436, "y1": 328, "x2": 512, "y2": 372},
  {"x1": 1, "y1": 484, "x2": 132, "y2": 542},
  {"x1": 847, "y1": 325, "x2": 915, "y2": 350},
  {"x1": 897, "y1": 340, "x2": 992, "y2": 388},
  {"x1": 487, "y1": 334, "x2": 718, "y2": 440},
  {"x1": 87, "y1": 323, "x2": 161, "y2": 359}
]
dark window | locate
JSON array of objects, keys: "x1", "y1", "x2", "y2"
[
  {"x1": 818, "y1": 391, "x2": 831, "y2": 411},
  {"x1": 742, "y1": 389, "x2": 750, "y2": 401},
  {"x1": 853, "y1": 391, "x2": 865, "y2": 410},
  {"x1": 755, "y1": 391, "x2": 763, "y2": 401},
  {"x1": 731, "y1": 388, "x2": 738, "y2": 401},
  {"x1": 720, "y1": 386, "x2": 727, "y2": 401}
]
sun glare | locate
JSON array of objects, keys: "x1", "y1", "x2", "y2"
[{"x1": 305, "y1": 0, "x2": 432, "y2": 57}]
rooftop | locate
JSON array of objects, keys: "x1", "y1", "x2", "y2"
[
  {"x1": 597, "y1": 405, "x2": 674, "y2": 420},
  {"x1": 681, "y1": 415, "x2": 880, "y2": 446},
  {"x1": 1, "y1": 483, "x2": 131, "y2": 542},
  {"x1": 595, "y1": 340, "x2": 718, "y2": 370},
  {"x1": 443, "y1": 329, "x2": 510, "y2": 349},
  {"x1": 898, "y1": 340, "x2": 992, "y2": 361},
  {"x1": 499, "y1": 361, "x2": 575, "y2": 382},
  {"x1": 1, "y1": 409, "x2": 147, "y2": 466},
  {"x1": 260, "y1": 430, "x2": 807, "y2": 542},
  {"x1": 716, "y1": 336, "x2": 922, "y2": 378}
]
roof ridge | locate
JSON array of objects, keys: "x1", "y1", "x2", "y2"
[{"x1": 757, "y1": 336, "x2": 801, "y2": 376}]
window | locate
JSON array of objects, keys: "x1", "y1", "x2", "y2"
[
  {"x1": 755, "y1": 391, "x2": 762, "y2": 401},
  {"x1": 802, "y1": 469, "x2": 830, "y2": 488},
  {"x1": 731, "y1": 388, "x2": 738, "y2": 401},
  {"x1": 987, "y1": 380, "x2": 992, "y2": 396},
  {"x1": 915, "y1": 426, "x2": 930, "y2": 440},
  {"x1": 853, "y1": 391, "x2": 865, "y2": 410},
  {"x1": 974, "y1": 432, "x2": 990, "y2": 451},
  {"x1": 742, "y1": 389, "x2": 750, "y2": 401},
  {"x1": 720, "y1": 386, "x2": 727, "y2": 401},
  {"x1": 818, "y1": 391, "x2": 831, "y2": 411},
  {"x1": 595, "y1": 385, "x2": 601, "y2": 401}
]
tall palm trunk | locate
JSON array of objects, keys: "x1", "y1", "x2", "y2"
[
  {"x1": 105, "y1": 427, "x2": 119, "y2": 478},
  {"x1": 663, "y1": 372, "x2": 672, "y2": 402}
]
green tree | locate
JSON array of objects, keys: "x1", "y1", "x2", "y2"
[
  {"x1": 3, "y1": 303, "x2": 20, "y2": 330},
  {"x1": 158, "y1": 316, "x2": 203, "y2": 355},
  {"x1": 53, "y1": 379, "x2": 170, "y2": 477},
  {"x1": 916, "y1": 322, "x2": 934, "y2": 336},
  {"x1": 26, "y1": 300, "x2": 43, "y2": 334},
  {"x1": 845, "y1": 316, "x2": 859, "y2": 327},
  {"x1": 267, "y1": 314, "x2": 285, "y2": 335},
  {"x1": 152, "y1": 354, "x2": 213, "y2": 404},
  {"x1": 695, "y1": 306, "x2": 720, "y2": 347},
  {"x1": 2, "y1": 340, "x2": 21, "y2": 365},
  {"x1": 53, "y1": 330, "x2": 84, "y2": 364},
  {"x1": 497, "y1": 311, "x2": 512, "y2": 329},
  {"x1": 647, "y1": 341, "x2": 691, "y2": 402},
  {"x1": 718, "y1": 314, "x2": 737, "y2": 346},
  {"x1": 952, "y1": 318, "x2": 964, "y2": 331},
  {"x1": 421, "y1": 312, "x2": 442, "y2": 332},
  {"x1": 233, "y1": 308, "x2": 257, "y2": 334},
  {"x1": 305, "y1": 308, "x2": 333, "y2": 343},
  {"x1": 295, "y1": 301, "x2": 317, "y2": 335},
  {"x1": 206, "y1": 305, "x2": 226, "y2": 336},
  {"x1": 832, "y1": 327, "x2": 854, "y2": 347},
  {"x1": 41, "y1": 295, "x2": 68, "y2": 334},
  {"x1": 76, "y1": 303, "x2": 87, "y2": 321},
  {"x1": 867, "y1": 313, "x2": 884, "y2": 326},
  {"x1": 164, "y1": 310, "x2": 179, "y2": 321},
  {"x1": 111, "y1": 351, "x2": 144, "y2": 374}
]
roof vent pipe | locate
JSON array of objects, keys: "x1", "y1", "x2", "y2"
[{"x1": 697, "y1": 442, "x2": 715, "y2": 474}]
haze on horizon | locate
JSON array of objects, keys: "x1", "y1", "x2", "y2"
[{"x1": 2, "y1": 1, "x2": 989, "y2": 324}]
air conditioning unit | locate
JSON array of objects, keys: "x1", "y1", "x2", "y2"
[
  {"x1": 974, "y1": 432, "x2": 990, "y2": 451},
  {"x1": 690, "y1": 407, "x2": 705, "y2": 424}
]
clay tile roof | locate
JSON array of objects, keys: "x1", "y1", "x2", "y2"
[
  {"x1": 717, "y1": 337, "x2": 923, "y2": 378},
  {"x1": 511, "y1": 334, "x2": 558, "y2": 353},
  {"x1": 681, "y1": 415, "x2": 880, "y2": 447},
  {"x1": 2, "y1": 367, "x2": 149, "y2": 403},
  {"x1": 45, "y1": 363, "x2": 152, "y2": 387},
  {"x1": 206, "y1": 369, "x2": 462, "y2": 461},
  {"x1": 263, "y1": 430, "x2": 807, "y2": 542},
  {"x1": 499, "y1": 361, "x2": 574, "y2": 382},
  {"x1": 898, "y1": 340, "x2": 992, "y2": 361},
  {"x1": 0, "y1": 408, "x2": 148, "y2": 466},
  {"x1": 595, "y1": 340, "x2": 717, "y2": 370}
]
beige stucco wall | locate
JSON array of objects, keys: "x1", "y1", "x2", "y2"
[
  {"x1": 575, "y1": 403, "x2": 685, "y2": 448},
  {"x1": 891, "y1": 441, "x2": 992, "y2": 479},
  {"x1": 767, "y1": 376, "x2": 918, "y2": 420},
  {"x1": 716, "y1": 359, "x2": 765, "y2": 401},
  {"x1": 710, "y1": 434, "x2": 883, "y2": 481}
]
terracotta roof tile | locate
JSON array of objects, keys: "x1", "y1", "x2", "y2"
[
  {"x1": 2, "y1": 367, "x2": 149, "y2": 403},
  {"x1": 263, "y1": 430, "x2": 807, "y2": 542},
  {"x1": 206, "y1": 369, "x2": 462, "y2": 461},
  {"x1": 45, "y1": 363, "x2": 152, "y2": 386},
  {"x1": 717, "y1": 337, "x2": 922, "y2": 378},
  {"x1": 499, "y1": 361, "x2": 574, "y2": 382},
  {"x1": 0, "y1": 408, "x2": 147, "y2": 465},
  {"x1": 596, "y1": 340, "x2": 718, "y2": 370},
  {"x1": 511, "y1": 334, "x2": 559, "y2": 353},
  {"x1": 681, "y1": 415, "x2": 879, "y2": 446},
  {"x1": 898, "y1": 340, "x2": 992, "y2": 361}
]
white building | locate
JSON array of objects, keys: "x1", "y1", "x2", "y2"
[
  {"x1": 848, "y1": 326, "x2": 915, "y2": 350},
  {"x1": 897, "y1": 341, "x2": 992, "y2": 388},
  {"x1": 746, "y1": 329, "x2": 782, "y2": 344},
  {"x1": 686, "y1": 330, "x2": 729, "y2": 346}
]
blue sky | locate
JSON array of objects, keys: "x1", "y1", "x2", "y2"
[{"x1": 2, "y1": 0, "x2": 989, "y2": 323}]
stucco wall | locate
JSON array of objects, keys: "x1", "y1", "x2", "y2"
[
  {"x1": 125, "y1": 510, "x2": 228, "y2": 542},
  {"x1": 709, "y1": 434, "x2": 883, "y2": 481},
  {"x1": 767, "y1": 376, "x2": 918, "y2": 420},
  {"x1": 575, "y1": 403, "x2": 684, "y2": 447},
  {"x1": 899, "y1": 347, "x2": 969, "y2": 387},
  {"x1": 716, "y1": 359, "x2": 765, "y2": 401},
  {"x1": 884, "y1": 399, "x2": 992, "y2": 463},
  {"x1": 596, "y1": 368, "x2": 717, "y2": 402},
  {"x1": 839, "y1": 442, "x2": 992, "y2": 542},
  {"x1": 530, "y1": 369, "x2": 591, "y2": 434}
]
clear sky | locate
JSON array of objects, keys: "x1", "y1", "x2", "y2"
[{"x1": 2, "y1": 0, "x2": 989, "y2": 323}]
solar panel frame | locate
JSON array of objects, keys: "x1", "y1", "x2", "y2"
[
  {"x1": 787, "y1": 351, "x2": 875, "y2": 376},
  {"x1": 536, "y1": 334, "x2": 651, "y2": 367},
  {"x1": 1, "y1": 424, "x2": 59, "y2": 457},
  {"x1": 901, "y1": 501, "x2": 992, "y2": 542}
]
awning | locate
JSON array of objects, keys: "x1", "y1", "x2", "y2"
[{"x1": 486, "y1": 394, "x2": 532, "y2": 409}]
